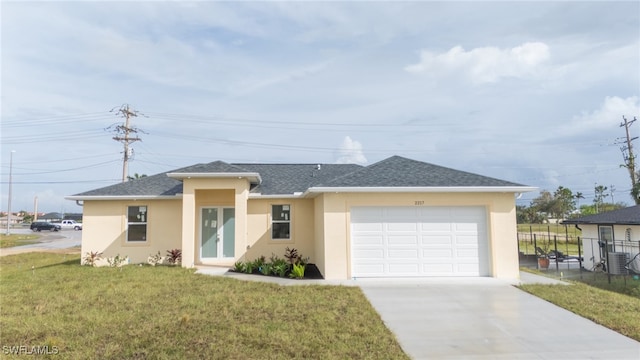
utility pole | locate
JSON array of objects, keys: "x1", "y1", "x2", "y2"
[
  {"x1": 108, "y1": 105, "x2": 145, "y2": 182},
  {"x1": 5, "y1": 150, "x2": 15, "y2": 235},
  {"x1": 610, "y1": 185, "x2": 615, "y2": 204},
  {"x1": 617, "y1": 116, "x2": 639, "y2": 204}
]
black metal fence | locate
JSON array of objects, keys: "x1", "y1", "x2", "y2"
[{"x1": 517, "y1": 227, "x2": 640, "y2": 282}]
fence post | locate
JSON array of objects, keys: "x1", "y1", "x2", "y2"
[
  {"x1": 534, "y1": 234, "x2": 538, "y2": 270},
  {"x1": 553, "y1": 235, "x2": 559, "y2": 272},
  {"x1": 605, "y1": 236, "x2": 611, "y2": 284},
  {"x1": 577, "y1": 236, "x2": 583, "y2": 280}
]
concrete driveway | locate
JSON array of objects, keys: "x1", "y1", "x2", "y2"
[{"x1": 359, "y1": 276, "x2": 640, "y2": 360}]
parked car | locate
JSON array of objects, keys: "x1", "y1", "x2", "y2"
[
  {"x1": 59, "y1": 219, "x2": 82, "y2": 230},
  {"x1": 30, "y1": 222, "x2": 61, "y2": 232}
]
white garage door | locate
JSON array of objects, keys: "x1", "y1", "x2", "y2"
[{"x1": 350, "y1": 206, "x2": 489, "y2": 277}]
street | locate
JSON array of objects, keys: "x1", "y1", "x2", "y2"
[{"x1": 0, "y1": 228, "x2": 81, "y2": 256}]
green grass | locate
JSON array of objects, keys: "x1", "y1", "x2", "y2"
[
  {"x1": 517, "y1": 223, "x2": 582, "y2": 256},
  {"x1": 517, "y1": 223, "x2": 582, "y2": 237},
  {"x1": 518, "y1": 240, "x2": 581, "y2": 256},
  {"x1": 0, "y1": 233, "x2": 41, "y2": 248},
  {"x1": 519, "y1": 274, "x2": 640, "y2": 341},
  {"x1": 0, "y1": 253, "x2": 408, "y2": 359}
]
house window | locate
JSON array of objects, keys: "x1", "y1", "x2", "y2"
[
  {"x1": 272, "y1": 204, "x2": 290, "y2": 240},
  {"x1": 127, "y1": 206, "x2": 147, "y2": 242}
]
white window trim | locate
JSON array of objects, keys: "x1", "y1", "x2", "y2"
[
  {"x1": 271, "y1": 204, "x2": 291, "y2": 241},
  {"x1": 126, "y1": 205, "x2": 148, "y2": 243}
]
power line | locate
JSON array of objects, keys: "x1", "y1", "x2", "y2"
[{"x1": 107, "y1": 105, "x2": 146, "y2": 182}]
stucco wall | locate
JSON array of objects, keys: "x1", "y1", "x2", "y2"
[
  {"x1": 315, "y1": 192, "x2": 519, "y2": 280},
  {"x1": 81, "y1": 188, "x2": 520, "y2": 280},
  {"x1": 180, "y1": 178, "x2": 249, "y2": 267},
  {"x1": 244, "y1": 198, "x2": 316, "y2": 263},
  {"x1": 81, "y1": 199, "x2": 182, "y2": 266}
]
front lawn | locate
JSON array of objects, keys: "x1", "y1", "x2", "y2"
[
  {"x1": 0, "y1": 233, "x2": 41, "y2": 248},
  {"x1": 519, "y1": 281, "x2": 640, "y2": 341},
  {"x1": 0, "y1": 253, "x2": 408, "y2": 359}
]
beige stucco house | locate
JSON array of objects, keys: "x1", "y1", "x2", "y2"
[{"x1": 66, "y1": 156, "x2": 534, "y2": 280}]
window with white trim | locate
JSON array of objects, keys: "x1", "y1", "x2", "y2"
[
  {"x1": 127, "y1": 206, "x2": 147, "y2": 242},
  {"x1": 272, "y1": 204, "x2": 290, "y2": 240}
]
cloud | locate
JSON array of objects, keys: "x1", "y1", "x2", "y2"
[
  {"x1": 405, "y1": 42, "x2": 550, "y2": 84},
  {"x1": 335, "y1": 136, "x2": 367, "y2": 165},
  {"x1": 567, "y1": 96, "x2": 640, "y2": 133}
]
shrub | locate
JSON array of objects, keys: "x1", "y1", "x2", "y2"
[
  {"x1": 166, "y1": 249, "x2": 182, "y2": 265},
  {"x1": 233, "y1": 261, "x2": 245, "y2": 272},
  {"x1": 289, "y1": 263, "x2": 306, "y2": 279},
  {"x1": 243, "y1": 261, "x2": 254, "y2": 274},
  {"x1": 284, "y1": 247, "x2": 299, "y2": 264},
  {"x1": 259, "y1": 263, "x2": 272, "y2": 276},
  {"x1": 270, "y1": 255, "x2": 289, "y2": 277},
  {"x1": 83, "y1": 251, "x2": 102, "y2": 267},
  {"x1": 147, "y1": 251, "x2": 165, "y2": 266},
  {"x1": 252, "y1": 256, "x2": 266, "y2": 270},
  {"x1": 284, "y1": 247, "x2": 309, "y2": 266},
  {"x1": 106, "y1": 254, "x2": 127, "y2": 268}
]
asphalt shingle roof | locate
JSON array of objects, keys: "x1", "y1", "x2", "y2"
[
  {"x1": 321, "y1": 156, "x2": 525, "y2": 187},
  {"x1": 72, "y1": 156, "x2": 527, "y2": 197},
  {"x1": 562, "y1": 205, "x2": 640, "y2": 225}
]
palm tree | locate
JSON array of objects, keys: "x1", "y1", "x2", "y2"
[
  {"x1": 127, "y1": 173, "x2": 147, "y2": 181},
  {"x1": 574, "y1": 192, "x2": 584, "y2": 210}
]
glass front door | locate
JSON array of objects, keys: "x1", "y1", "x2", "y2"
[{"x1": 201, "y1": 207, "x2": 235, "y2": 259}]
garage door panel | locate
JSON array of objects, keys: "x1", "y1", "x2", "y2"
[
  {"x1": 457, "y1": 264, "x2": 480, "y2": 274},
  {"x1": 386, "y1": 207, "x2": 417, "y2": 218},
  {"x1": 354, "y1": 263, "x2": 385, "y2": 274},
  {"x1": 388, "y1": 235, "x2": 418, "y2": 245},
  {"x1": 457, "y1": 250, "x2": 479, "y2": 259},
  {"x1": 423, "y1": 263, "x2": 455, "y2": 273},
  {"x1": 352, "y1": 222, "x2": 383, "y2": 231},
  {"x1": 351, "y1": 206, "x2": 488, "y2": 277},
  {"x1": 421, "y1": 222, "x2": 452, "y2": 231},
  {"x1": 456, "y1": 235, "x2": 479, "y2": 244},
  {"x1": 387, "y1": 222, "x2": 417, "y2": 231},
  {"x1": 352, "y1": 235, "x2": 384, "y2": 246},
  {"x1": 422, "y1": 249, "x2": 453, "y2": 258},
  {"x1": 421, "y1": 235, "x2": 453, "y2": 245},
  {"x1": 353, "y1": 249, "x2": 385, "y2": 260},
  {"x1": 388, "y1": 249, "x2": 419, "y2": 259},
  {"x1": 389, "y1": 263, "x2": 420, "y2": 274}
]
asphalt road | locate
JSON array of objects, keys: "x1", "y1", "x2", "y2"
[{"x1": 1, "y1": 228, "x2": 82, "y2": 256}]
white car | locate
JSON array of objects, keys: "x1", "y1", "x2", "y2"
[{"x1": 59, "y1": 220, "x2": 82, "y2": 230}]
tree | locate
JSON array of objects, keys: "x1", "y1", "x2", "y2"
[
  {"x1": 594, "y1": 184, "x2": 609, "y2": 213},
  {"x1": 574, "y1": 192, "x2": 584, "y2": 209},
  {"x1": 552, "y1": 186, "x2": 576, "y2": 219},
  {"x1": 126, "y1": 173, "x2": 147, "y2": 181},
  {"x1": 529, "y1": 186, "x2": 577, "y2": 221}
]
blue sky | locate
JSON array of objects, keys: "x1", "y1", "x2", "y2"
[{"x1": 1, "y1": 1, "x2": 639, "y2": 214}]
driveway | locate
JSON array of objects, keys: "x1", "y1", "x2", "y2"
[{"x1": 359, "y1": 276, "x2": 640, "y2": 360}]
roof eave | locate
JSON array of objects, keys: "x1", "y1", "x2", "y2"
[
  {"x1": 166, "y1": 172, "x2": 262, "y2": 184},
  {"x1": 65, "y1": 195, "x2": 182, "y2": 201},
  {"x1": 562, "y1": 220, "x2": 640, "y2": 225},
  {"x1": 248, "y1": 193, "x2": 303, "y2": 199},
  {"x1": 305, "y1": 186, "x2": 537, "y2": 195}
]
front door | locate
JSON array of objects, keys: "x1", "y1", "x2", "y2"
[{"x1": 201, "y1": 207, "x2": 235, "y2": 259}]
